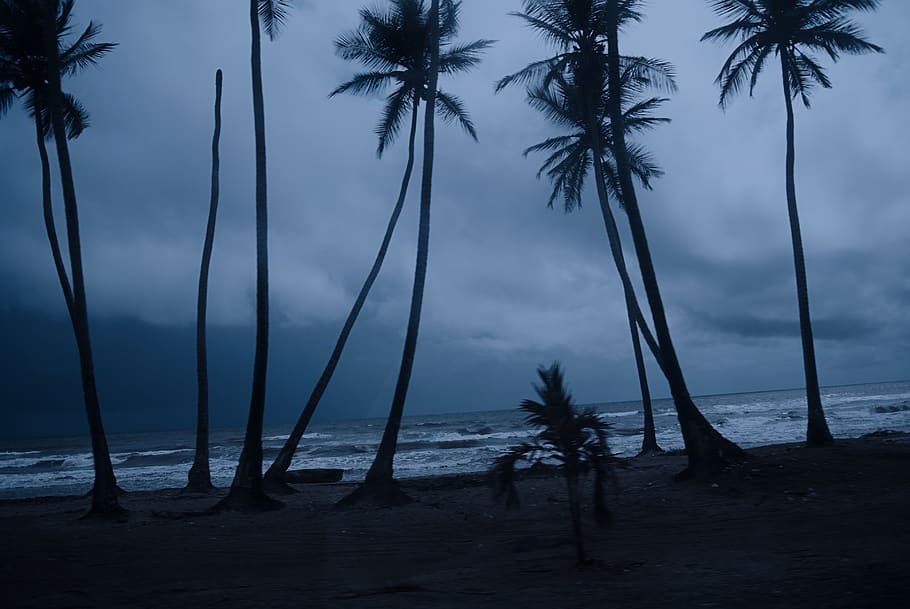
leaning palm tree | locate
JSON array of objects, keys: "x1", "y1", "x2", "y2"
[
  {"x1": 2, "y1": 0, "x2": 121, "y2": 517},
  {"x1": 0, "y1": 0, "x2": 111, "y2": 328},
  {"x1": 219, "y1": 0, "x2": 292, "y2": 512},
  {"x1": 184, "y1": 69, "x2": 223, "y2": 494},
  {"x1": 492, "y1": 363, "x2": 614, "y2": 564},
  {"x1": 499, "y1": 0, "x2": 743, "y2": 475},
  {"x1": 338, "y1": 0, "x2": 451, "y2": 506},
  {"x1": 264, "y1": 0, "x2": 491, "y2": 489},
  {"x1": 524, "y1": 68, "x2": 668, "y2": 454},
  {"x1": 702, "y1": 0, "x2": 883, "y2": 447}
]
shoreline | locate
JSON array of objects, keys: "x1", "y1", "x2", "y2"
[
  {"x1": 3, "y1": 431, "x2": 908, "y2": 505},
  {"x1": 3, "y1": 434, "x2": 910, "y2": 608}
]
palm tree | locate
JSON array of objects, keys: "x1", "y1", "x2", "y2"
[
  {"x1": 2, "y1": 0, "x2": 121, "y2": 516},
  {"x1": 0, "y1": 0, "x2": 110, "y2": 327},
  {"x1": 338, "y1": 0, "x2": 450, "y2": 506},
  {"x1": 498, "y1": 0, "x2": 743, "y2": 475},
  {"x1": 492, "y1": 363, "x2": 614, "y2": 564},
  {"x1": 184, "y1": 69, "x2": 223, "y2": 494},
  {"x1": 523, "y1": 68, "x2": 668, "y2": 454},
  {"x1": 218, "y1": 0, "x2": 292, "y2": 512},
  {"x1": 702, "y1": 0, "x2": 883, "y2": 447},
  {"x1": 264, "y1": 0, "x2": 491, "y2": 489}
]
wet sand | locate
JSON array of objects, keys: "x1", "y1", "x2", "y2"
[{"x1": 2, "y1": 435, "x2": 909, "y2": 608}]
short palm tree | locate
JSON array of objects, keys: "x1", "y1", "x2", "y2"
[
  {"x1": 702, "y1": 0, "x2": 883, "y2": 447},
  {"x1": 492, "y1": 363, "x2": 614, "y2": 564},
  {"x1": 1, "y1": 0, "x2": 121, "y2": 517},
  {"x1": 219, "y1": 0, "x2": 293, "y2": 512},
  {"x1": 499, "y1": 0, "x2": 743, "y2": 475},
  {"x1": 184, "y1": 69, "x2": 223, "y2": 494},
  {"x1": 264, "y1": 0, "x2": 491, "y2": 489},
  {"x1": 524, "y1": 69, "x2": 668, "y2": 454}
]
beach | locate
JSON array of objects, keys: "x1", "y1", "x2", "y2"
[{"x1": 3, "y1": 434, "x2": 909, "y2": 608}]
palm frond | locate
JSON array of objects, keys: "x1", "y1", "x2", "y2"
[
  {"x1": 59, "y1": 21, "x2": 116, "y2": 76},
  {"x1": 330, "y1": 70, "x2": 399, "y2": 98},
  {"x1": 0, "y1": 82, "x2": 13, "y2": 116},
  {"x1": 375, "y1": 84, "x2": 413, "y2": 157},
  {"x1": 439, "y1": 39, "x2": 496, "y2": 74},
  {"x1": 435, "y1": 89, "x2": 477, "y2": 140},
  {"x1": 257, "y1": 0, "x2": 293, "y2": 41},
  {"x1": 495, "y1": 54, "x2": 565, "y2": 93}
]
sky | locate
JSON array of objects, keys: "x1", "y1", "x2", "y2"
[{"x1": 1, "y1": 1, "x2": 908, "y2": 439}]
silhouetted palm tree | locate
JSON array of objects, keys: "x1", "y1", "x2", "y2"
[
  {"x1": 337, "y1": 0, "x2": 451, "y2": 506},
  {"x1": 523, "y1": 68, "x2": 668, "y2": 454},
  {"x1": 265, "y1": 0, "x2": 491, "y2": 488},
  {"x1": 702, "y1": 0, "x2": 883, "y2": 447},
  {"x1": 492, "y1": 363, "x2": 613, "y2": 564},
  {"x1": 219, "y1": 0, "x2": 292, "y2": 512},
  {"x1": 0, "y1": 0, "x2": 112, "y2": 335},
  {"x1": 184, "y1": 69, "x2": 223, "y2": 494},
  {"x1": 499, "y1": 0, "x2": 743, "y2": 475},
  {"x1": 1, "y1": 0, "x2": 121, "y2": 516}
]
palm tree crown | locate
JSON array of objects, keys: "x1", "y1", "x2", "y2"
[
  {"x1": 331, "y1": 0, "x2": 493, "y2": 156},
  {"x1": 0, "y1": 0, "x2": 115, "y2": 137},
  {"x1": 702, "y1": 0, "x2": 884, "y2": 108},
  {"x1": 524, "y1": 67, "x2": 668, "y2": 211},
  {"x1": 492, "y1": 363, "x2": 613, "y2": 563},
  {"x1": 493, "y1": 363, "x2": 614, "y2": 517}
]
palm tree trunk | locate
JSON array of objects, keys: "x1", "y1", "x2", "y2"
[
  {"x1": 605, "y1": 1, "x2": 742, "y2": 476},
  {"x1": 42, "y1": 0, "x2": 121, "y2": 516},
  {"x1": 629, "y1": 308, "x2": 660, "y2": 454},
  {"x1": 265, "y1": 100, "x2": 421, "y2": 487},
  {"x1": 219, "y1": 1, "x2": 280, "y2": 510},
  {"x1": 34, "y1": 106, "x2": 75, "y2": 320},
  {"x1": 780, "y1": 51, "x2": 833, "y2": 447},
  {"x1": 589, "y1": 160, "x2": 661, "y2": 454},
  {"x1": 186, "y1": 69, "x2": 223, "y2": 494},
  {"x1": 566, "y1": 474, "x2": 586, "y2": 564},
  {"x1": 339, "y1": 0, "x2": 441, "y2": 507}
]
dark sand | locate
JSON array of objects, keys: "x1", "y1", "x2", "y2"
[{"x1": 2, "y1": 435, "x2": 909, "y2": 608}]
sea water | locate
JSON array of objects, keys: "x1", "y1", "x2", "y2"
[{"x1": 1, "y1": 380, "x2": 908, "y2": 499}]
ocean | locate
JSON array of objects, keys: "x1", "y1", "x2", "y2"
[{"x1": 2, "y1": 380, "x2": 909, "y2": 500}]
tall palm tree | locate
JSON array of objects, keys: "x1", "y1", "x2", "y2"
[
  {"x1": 338, "y1": 0, "x2": 451, "y2": 506},
  {"x1": 2, "y1": 0, "x2": 121, "y2": 516},
  {"x1": 498, "y1": 0, "x2": 743, "y2": 476},
  {"x1": 219, "y1": 0, "x2": 292, "y2": 511},
  {"x1": 492, "y1": 363, "x2": 614, "y2": 564},
  {"x1": 185, "y1": 69, "x2": 223, "y2": 494},
  {"x1": 0, "y1": 0, "x2": 110, "y2": 327},
  {"x1": 523, "y1": 68, "x2": 668, "y2": 454},
  {"x1": 264, "y1": 0, "x2": 491, "y2": 488},
  {"x1": 702, "y1": 0, "x2": 883, "y2": 447}
]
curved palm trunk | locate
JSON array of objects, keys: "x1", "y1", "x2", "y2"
[
  {"x1": 605, "y1": 1, "x2": 742, "y2": 476},
  {"x1": 265, "y1": 100, "x2": 421, "y2": 486},
  {"x1": 590, "y1": 167, "x2": 661, "y2": 453},
  {"x1": 186, "y1": 69, "x2": 223, "y2": 494},
  {"x1": 780, "y1": 52, "x2": 833, "y2": 447},
  {"x1": 629, "y1": 308, "x2": 659, "y2": 453},
  {"x1": 42, "y1": 0, "x2": 121, "y2": 516},
  {"x1": 35, "y1": 108, "x2": 75, "y2": 319},
  {"x1": 339, "y1": 0, "x2": 441, "y2": 507},
  {"x1": 219, "y1": 1, "x2": 280, "y2": 511}
]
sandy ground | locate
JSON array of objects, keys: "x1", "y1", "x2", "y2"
[{"x1": 2, "y1": 435, "x2": 909, "y2": 608}]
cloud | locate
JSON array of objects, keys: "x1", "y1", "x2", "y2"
[{"x1": 1, "y1": 0, "x2": 908, "y2": 432}]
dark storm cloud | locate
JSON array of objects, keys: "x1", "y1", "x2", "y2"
[{"x1": 1, "y1": 1, "x2": 908, "y2": 435}]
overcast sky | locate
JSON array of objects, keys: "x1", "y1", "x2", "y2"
[{"x1": 1, "y1": 1, "x2": 908, "y2": 438}]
